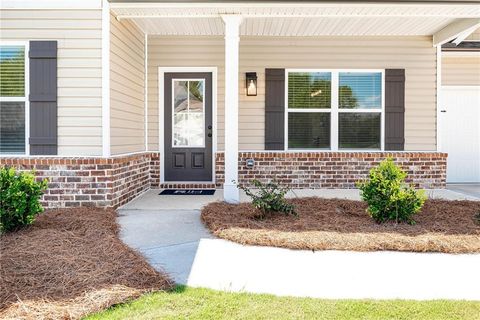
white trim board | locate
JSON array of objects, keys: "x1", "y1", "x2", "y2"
[
  {"x1": 144, "y1": 34, "x2": 149, "y2": 151},
  {"x1": 442, "y1": 51, "x2": 480, "y2": 57},
  {"x1": 442, "y1": 85, "x2": 480, "y2": 89},
  {"x1": 436, "y1": 45, "x2": 442, "y2": 152},
  {"x1": 1, "y1": 0, "x2": 101, "y2": 9},
  {"x1": 0, "y1": 40, "x2": 30, "y2": 156},
  {"x1": 110, "y1": 2, "x2": 480, "y2": 15},
  {"x1": 158, "y1": 67, "x2": 218, "y2": 184},
  {"x1": 0, "y1": 150, "x2": 152, "y2": 159},
  {"x1": 101, "y1": 0, "x2": 111, "y2": 157}
]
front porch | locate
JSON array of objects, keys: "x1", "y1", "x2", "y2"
[
  {"x1": 121, "y1": 186, "x2": 479, "y2": 211},
  {"x1": 4, "y1": 2, "x2": 479, "y2": 209},
  {"x1": 106, "y1": 1, "x2": 479, "y2": 203}
]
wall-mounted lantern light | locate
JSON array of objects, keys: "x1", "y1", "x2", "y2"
[{"x1": 246, "y1": 72, "x2": 257, "y2": 96}]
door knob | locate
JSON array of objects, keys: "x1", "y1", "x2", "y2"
[
  {"x1": 207, "y1": 133, "x2": 212, "y2": 137},
  {"x1": 208, "y1": 125, "x2": 212, "y2": 130}
]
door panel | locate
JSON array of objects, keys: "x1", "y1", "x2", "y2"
[
  {"x1": 164, "y1": 72, "x2": 213, "y2": 181},
  {"x1": 441, "y1": 87, "x2": 480, "y2": 183}
]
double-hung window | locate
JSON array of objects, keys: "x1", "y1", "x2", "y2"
[
  {"x1": 0, "y1": 43, "x2": 28, "y2": 155},
  {"x1": 287, "y1": 72, "x2": 332, "y2": 149},
  {"x1": 287, "y1": 70, "x2": 383, "y2": 151}
]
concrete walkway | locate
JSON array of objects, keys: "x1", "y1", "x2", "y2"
[
  {"x1": 117, "y1": 189, "x2": 480, "y2": 300},
  {"x1": 447, "y1": 183, "x2": 480, "y2": 199}
]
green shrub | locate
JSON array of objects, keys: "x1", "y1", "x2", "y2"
[
  {"x1": 0, "y1": 167, "x2": 48, "y2": 232},
  {"x1": 237, "y1": 179, "x2": 296, "y2": 218},
  {"x1": 356, "y1": 158, "x2": 427, "y2": 224}
]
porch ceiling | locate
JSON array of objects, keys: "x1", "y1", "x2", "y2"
[{"x1": 110, "y1": 3, "x2": 480, "y2": 36}]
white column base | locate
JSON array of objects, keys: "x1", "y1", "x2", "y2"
[{"x1": 223, "y1": 183, "x2": 240, "y2": 204}]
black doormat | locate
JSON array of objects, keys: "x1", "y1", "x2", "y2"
[{"x1": 159, "y1": 189, "x2": 216, "y2": 195}]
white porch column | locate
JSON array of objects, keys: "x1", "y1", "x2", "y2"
[{"x1": 221, "y1": 15, "x2": 242, "y2": 203}]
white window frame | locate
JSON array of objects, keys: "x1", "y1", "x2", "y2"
[
  {"x1": 285, "y1": 69, "x2": 385, "y2": 152},
  {"x1": 171, "y1": 78, "x2": 206, "y2": 148},
  {"x1": 0, "y1": 41, "x2": 30, "y2": 156}
]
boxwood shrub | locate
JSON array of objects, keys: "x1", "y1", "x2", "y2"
[
  {"x1": 0, "y1": 167, "x2": 48, "y2": 233},
  {"x1": 357, "y1": 158, "x2": 427, "y2": 224}
]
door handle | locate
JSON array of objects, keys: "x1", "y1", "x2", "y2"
[
  {"x1": 207, "y1": 133, "x2": 212, "y2": 138},
  {"x1": 441, "y1": 110, "x2": 446, "y2": 113},
  {"x1": 208, "y1": 125, "x2": 212, "y2": 130}
]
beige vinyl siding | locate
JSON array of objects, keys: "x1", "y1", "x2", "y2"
[
  {"x1": 442, "y1": 56, "x2": 480, "y2": 86},
  {"x1": 149, "y1": 36, "x2": 436, "y2": 151},
  {"x1": 466, "y1": 27, "x2": 480, "y2": 41},
  {"x1": 147, "y1": 37, "x2": 225, "y2": 151},
  {"x1": 0, "y1": 9, "x2": 103, "y2": 156},
  {"x1": 110, "y1": 14, "x2": 145, "y2": 155}
]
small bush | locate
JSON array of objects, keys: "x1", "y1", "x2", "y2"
[
  {"x1": 237, "y1": 179, "x2": 296, "y2": 218},
  {"x1": 0, "y1": 167, "x2": 48, "y2": 232},
  {"x1": 356, "y1": 158, "x2": 427, "y2": 224}
]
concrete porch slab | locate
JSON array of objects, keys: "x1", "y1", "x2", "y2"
[
  {"x1": 447, "y1": 184, "x2": 480, "y2": 199},
  {"x1": 120, "y1": 187, "x2": 479, "y2": 211}
]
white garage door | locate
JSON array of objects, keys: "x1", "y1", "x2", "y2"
[{"x1": 441, "y1": 86, "x2": 480, "y2": 183}]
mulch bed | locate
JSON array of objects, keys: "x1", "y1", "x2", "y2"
[
  {"x1": 0, "y1": 208, "x2": 172, "y2": 320},
  {"x1": 202, "y1": 198, "x2": 480, "y2": 254}
]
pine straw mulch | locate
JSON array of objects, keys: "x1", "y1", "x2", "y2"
[
  {"x1": 202, "y1": 198, "x2": 480, "y2": 254},
  {"x1": 0, "y1": 208, "x2": 173, "y2": 320}
]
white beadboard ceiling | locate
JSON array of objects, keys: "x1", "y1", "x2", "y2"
[{"x1": 110, "y1": 3, "x2": 480, "y2": 36}]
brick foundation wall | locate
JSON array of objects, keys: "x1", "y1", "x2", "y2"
[
  {"x1": 215, "y1": 152, "x2": 447, "y2": 189},
  {"x1": 1, "y1": 152, "x2": 157, "y2": 208},
  {"x1": 1, "y1": 151, "x2": 447, "y2": 208},
  {"x1": 150, "y1": 153, "x2": 161, "y2": 188}
]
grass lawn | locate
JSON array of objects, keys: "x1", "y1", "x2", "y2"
[{"x1": 86, "y1": 286, "x2": 480, "y2": 320}]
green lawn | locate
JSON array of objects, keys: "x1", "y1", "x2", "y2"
[{"x1": 86, "y1": 286, "x2": 480, "y2": 320}]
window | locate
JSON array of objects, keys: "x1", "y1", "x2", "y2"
[
  {"x1": 172, "y1": 79, "x2": 205, "y2": 147},
  {"x1": 287, "y1": 72, "x2": 331, "y2": 149},
  {"x1": 0, "y1": 43, "x2": 28, "y2": 155},
  {"x1": 286, "y1": 70, "x2": 383, "y2": 150},
  {"x1": 338, "y1": 72, "x2": 382, "y2": 149}
]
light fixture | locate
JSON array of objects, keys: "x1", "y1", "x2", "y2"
[{"x1": 246, "y1": 72, "x2": 257, "y2": 96}]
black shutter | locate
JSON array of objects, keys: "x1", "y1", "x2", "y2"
[
  {"x1": 385, "y1": 69, "x2": 405, "y2": 151},
  {"x1": 29, "y1": 41, "x2": 57, "y2": 155},
  {"x1": 265, "y1": 68, "x2": 285, "y2": 150}
]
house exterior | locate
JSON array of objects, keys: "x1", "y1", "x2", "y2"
[{"x1": 0, "y1": 0, "x2": 479, "y2": 208}]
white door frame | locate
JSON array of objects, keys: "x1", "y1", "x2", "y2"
[{"x1": 158, "y1": 66, "x2": 218, "y2": 184}]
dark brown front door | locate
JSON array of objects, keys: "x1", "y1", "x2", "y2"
[{"x1": 164, "y1": 72, "x2": 213, "y2": 181}]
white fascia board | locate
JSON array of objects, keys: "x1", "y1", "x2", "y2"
[
  {"x1": 433, "y1": 18, "x2": 480, "y2": 46},
  {"x1": 452, "y1": 26, "x2": 480, "y2": 45},
  {"x1": 111, "y1": 3, "x2": 480, "y2": 21},
  {"x1": 1, "y1": 0, "x2": 102, "y2": 9},
  {"x1": 109, "y1": 2, "x2": 477, "y2": 9}
]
